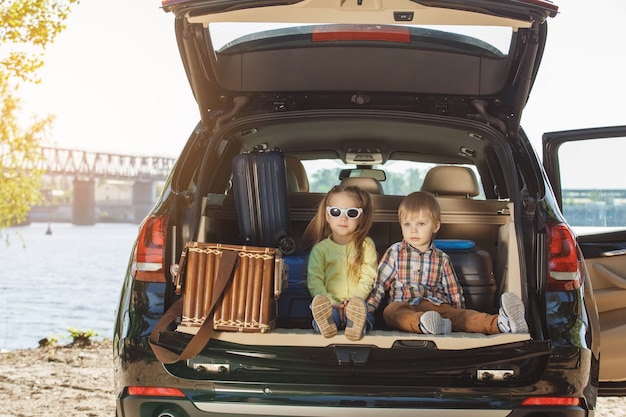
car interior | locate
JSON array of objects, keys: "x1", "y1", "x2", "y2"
[{"x1": 172, "y1": 114, "x2": 529, "y2": 348}]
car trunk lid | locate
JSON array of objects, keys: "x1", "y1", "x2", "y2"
[{"x1": 162, "y1": 0, "x2": 557, "y2": 138}]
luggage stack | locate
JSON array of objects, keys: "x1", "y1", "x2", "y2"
[
  {"x1": 276, "y1": 253, "x2": 313, "y2": 328},
  {"x1": 434, "y1": 239, "x2": 497, "y2": 314}
]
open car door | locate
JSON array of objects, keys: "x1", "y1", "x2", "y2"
[{"x1": 543, "y1": 126, "x2": 626, "y2": 395}]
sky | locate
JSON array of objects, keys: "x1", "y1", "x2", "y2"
[
  {"x1": 18, "y1": 0, "x2": 626, "y2": 160},
  {"x1": 20, "y1": 0, "x2": 197, "y2": 158}
]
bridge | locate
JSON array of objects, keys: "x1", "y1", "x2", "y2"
[
  {"x1": 34, "y1": 147, "x2": 178, "y2": 225},
  {"x1": 39, "y1": 146, "x2": 176, "y2": 180}
]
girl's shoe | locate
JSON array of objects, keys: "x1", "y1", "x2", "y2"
[
  {"x1": 312, "y1": 295, "x2": 337, "y2": 338},
  {"x1": 345, "y1": 297, "x2": 367, "y2": 341}
]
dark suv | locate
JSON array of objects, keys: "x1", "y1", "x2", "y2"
[{"x1": 114, "y1": 1, "x2": 626, "y2": 416}]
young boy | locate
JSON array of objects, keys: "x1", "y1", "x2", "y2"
[{"x1": 367, "y1": 191, "x2": 528, "y2": 335}]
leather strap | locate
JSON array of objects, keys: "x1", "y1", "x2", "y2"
[
  {"x1": 173, "y1": 245, "x2": 189, "y2": 295},
  {"x1": 149, "y1": 248, "x2": 239, "y2": 364}
]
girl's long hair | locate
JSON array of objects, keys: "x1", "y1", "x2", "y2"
[{"x1": 302, "y1": 185, "x2": 373, "y2": 281}]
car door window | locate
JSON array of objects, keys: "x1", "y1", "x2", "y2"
[{"x1": 556, "y1": 136, "x2": 626, "y2": 235}]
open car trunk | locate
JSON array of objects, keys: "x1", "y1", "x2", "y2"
[{"x1": 148, "y1": 111, "x2": 551, "y2": 389}]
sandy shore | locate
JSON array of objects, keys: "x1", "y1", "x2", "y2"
[
  {"x1": 0, "y1": 340, "x2": 115, "y2": 417},
  {"x1": 0, "y1": 340, "x2": 624, "y2": 417}
]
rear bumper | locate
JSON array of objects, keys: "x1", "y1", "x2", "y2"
[
  {"x1": 115, "y1": 351, "x2": 596, "y2": 417},
  {"x1": 116, "y1": 391, "x2": 592, "y2": 417}
]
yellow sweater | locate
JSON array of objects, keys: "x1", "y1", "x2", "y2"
[{"x1": 307, "y1": 237, "x2": 378, "y2": 304}]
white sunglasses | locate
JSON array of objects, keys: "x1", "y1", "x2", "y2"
[{"x1": 326, "y1": 206, "x2": 363, "y2": 219}]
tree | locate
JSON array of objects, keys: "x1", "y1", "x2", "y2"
[
  {"x1": 383, "y1": 168, "x2": 425, "y2": 195},
  {"x1": 0, "y1": 0, "x2": 78, "y2": 230},
  {"x1": 309, "y1": 168, "x2": 341, "y2": 193}
]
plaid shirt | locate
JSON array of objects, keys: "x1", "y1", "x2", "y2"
[{"x1": 368, "y1": 240, "x2": 465, "y2": 310}]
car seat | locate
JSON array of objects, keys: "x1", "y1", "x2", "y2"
[
  {"x1": 421, "y1": 166, "x2": 479, "y2": 198},
  {"x1": 341, "y1": 177, "x2": 384, "y2": 194}
]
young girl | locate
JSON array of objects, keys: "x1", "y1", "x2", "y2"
[{"x1": 304, "y1": 185, "x2": 377, "y2": 341}]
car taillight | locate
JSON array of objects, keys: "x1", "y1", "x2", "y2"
[
  {"x1": 127, "y1": 386, "x2": 185, "y2": 397},
  {"x1": 312, "y1": 25, "x2": 411, "y2": 43},
  {"x1": 546, "y1": 223, "x2": 581, "y2": 291},
  {"x1": 132, "y1": 214, "x2": 168, "y2": 282},
  {"x1": 521, "y1": 396, "x2": 580, "y2": 406}
]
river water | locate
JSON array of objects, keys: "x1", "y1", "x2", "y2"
[{"x1": 0, "y1": 222, "x2": 138, "y2": 351}]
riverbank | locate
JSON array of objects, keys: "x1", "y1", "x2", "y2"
[
  {"x1": 0, "y1": 340, "x2": 115, "y2": 417},
  {"x1": 0, "y1": 340, "x2": 624, "y2": 417}
]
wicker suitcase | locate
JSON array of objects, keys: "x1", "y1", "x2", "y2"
[{"x1": 177, "y1": 242, "x2": 284, "y2": 333}]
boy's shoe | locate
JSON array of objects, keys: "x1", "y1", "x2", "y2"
[
  {"x1": 312, "y1": 295, "x2": 337, "y2": 338},
  {"x1": 345, "y1": 297, "x2": 367, "y2": 341},
  {"x1": 497, "y1": 292, "x2": 529, "y2": 333},
  {"x1": 419, "y1": 310, "x2": 452, "y2": 335}
]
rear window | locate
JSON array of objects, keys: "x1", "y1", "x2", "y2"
[
  {"x1": 208, "y1": 22, "x2": 512, "y2": 58},
  {"x1": 302, "y1": 159, "x2": 485, "y2": 198}
]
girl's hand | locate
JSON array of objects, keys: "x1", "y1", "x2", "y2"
[{"x1": 332, "y1": 300, "x2": 348, "y2": 326}]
